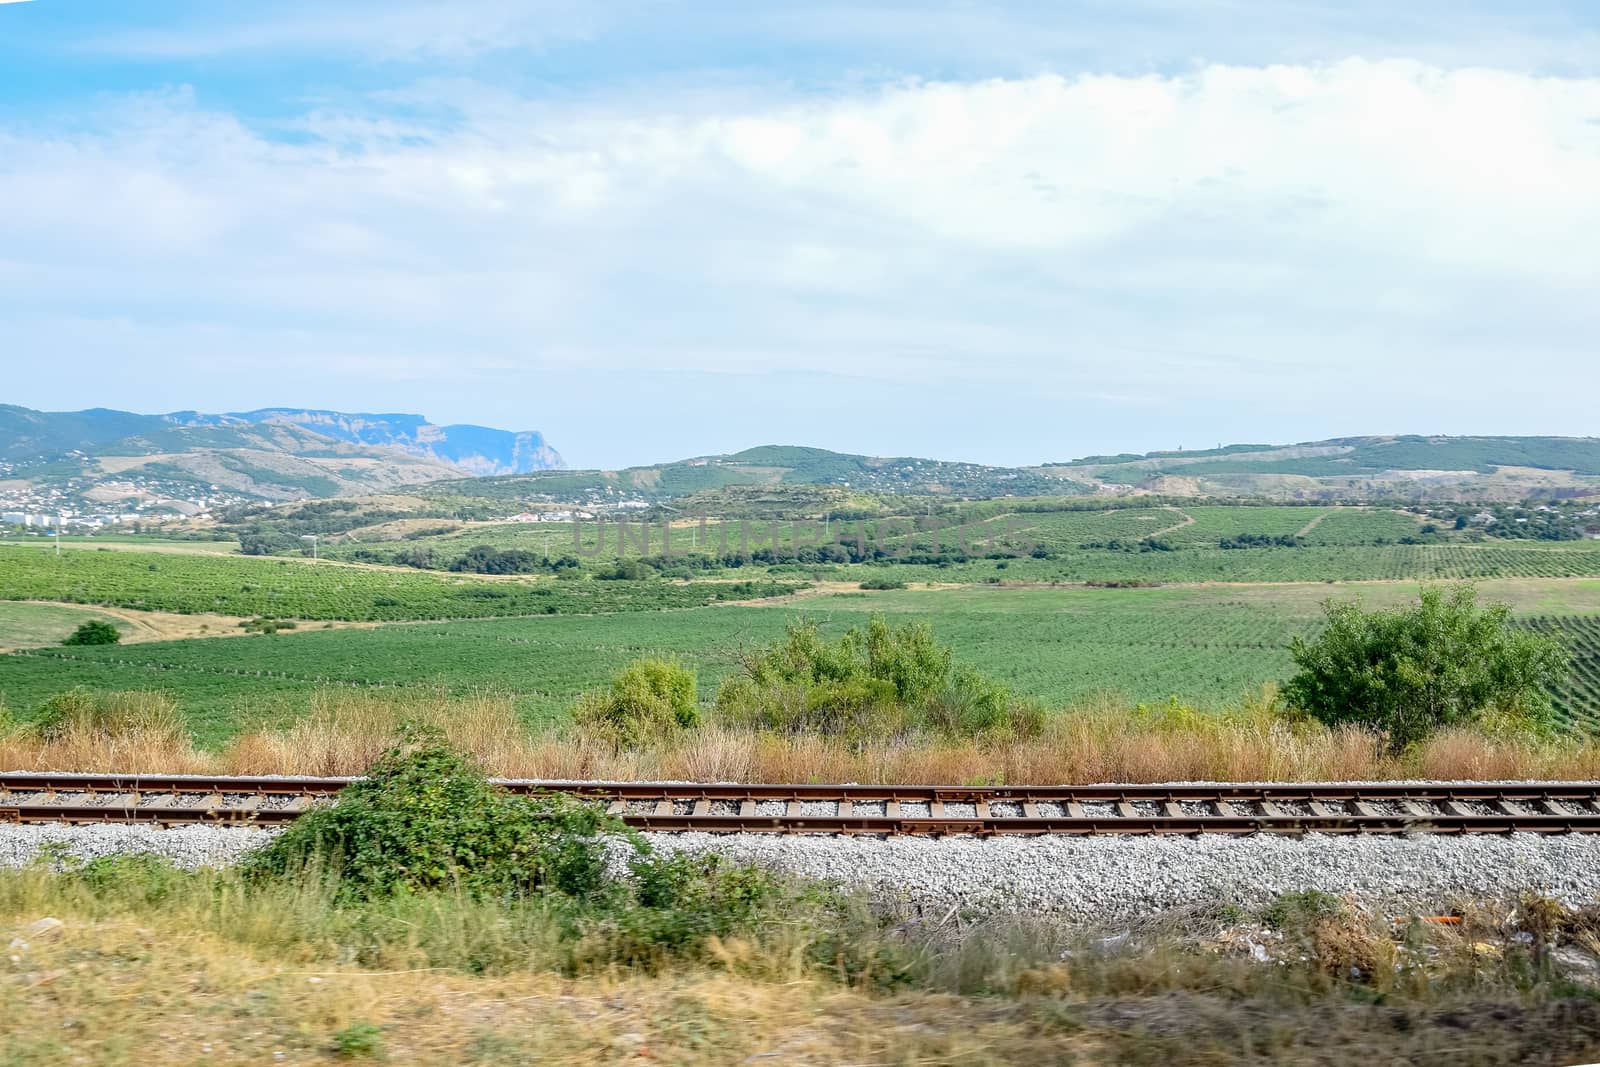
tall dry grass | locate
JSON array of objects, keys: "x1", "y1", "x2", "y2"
[
  {"x1": 0, "y1": 690, "x2": 213, "y2": 774},
  {"x1": 217, "y1": 689, "x2": 536, "y2": 776},
  {"x1": 5, "y1": 687, "x2": 1600, "y2": 782}
]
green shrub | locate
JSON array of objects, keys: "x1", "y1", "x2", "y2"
[
  {"x1": 62, "y1": 619, "x2": 121, "y2": 645},
  {"x1": 1284, "y1": 584, "x2": 1567, "y2": 750},
  {"x1": 60, "y1": 852, "x2": 189, "y2": 906},
  {"x1": 714, "y1": 615, "x2": 1038, "y2": 741},
  {"x1": 244, "y1": 731, "x2": 628, "y2": 902},
  {"x1": 1262, "y1": 889, "x2": 1345, "y2": 931},
  {"x1": 572, "y1": 658, "x2": 699, "y2": 744},
  {"x1": 332, "y1": 1022, "x2": 384, "y2": 1059},
  {"x1": 858, "y1": 576, "x2": 907, "y2": 590},
  {"x1": 237, "y1": 736, "x2": 906, "y2": 980}
]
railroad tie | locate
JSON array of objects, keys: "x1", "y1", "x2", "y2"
[{"x1": 7, "y1": 776, "x2": 1600, "y2": 836}]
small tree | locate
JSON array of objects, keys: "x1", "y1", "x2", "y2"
[
  {"x1": 1284, "y1": 584, "x2": 1567, "y2": 750},
  {"x1": 62, "y1": 620, "x2": 121, "y2": 646}
]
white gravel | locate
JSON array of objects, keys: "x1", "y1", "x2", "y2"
[
  {"x1": 4, "y1": 823, "x2": 1600, "y2": 920},
  {"x1": 642, "y1": 831, "x2": 1600, "y2": 920},
  {"x1": 0, "y1": 823, "x2": 279, "y2": 870}
]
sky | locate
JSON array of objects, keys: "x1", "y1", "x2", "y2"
[{"x1": 1, "y1": 1, "x2": 1597, "y2": 469}]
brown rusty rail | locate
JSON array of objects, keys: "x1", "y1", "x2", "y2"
[{"x1": 2, "y1": 774, "x2": 1598, "y2": 835}]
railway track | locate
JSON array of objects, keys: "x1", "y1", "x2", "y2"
[{"x1": 4, "y1": 774, "x2": 1600, "y2": 835}]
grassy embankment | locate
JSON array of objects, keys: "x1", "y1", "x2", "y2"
[{"x1": 7, "y1": 866, "x2": 1600, "y2": 1065}]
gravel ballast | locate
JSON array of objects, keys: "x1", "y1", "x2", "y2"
[
  {"x1": 4, "y1": 823, "x2": 1600, "y2": 919},
  {"x1": 0, "y1": 823, "x2": 278, "y2": 871}
]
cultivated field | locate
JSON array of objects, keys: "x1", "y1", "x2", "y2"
[
  {"x1": 4, "y1": 576, "x2": 1599, "y2": 742},
  {"x1": 0, "y1": 545, "x2": 797, "y2": 621},
  {"x1": 4, "y1": 503, "x2": 1599, "y2": 744}
]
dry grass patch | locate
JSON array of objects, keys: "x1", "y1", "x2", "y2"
[
  {"x1": 6, "y1": 887, "x2": 1600, "y2": 1066},
  {"x1": 6, "y1": 687, "x2": 1600, "y2": 783}
]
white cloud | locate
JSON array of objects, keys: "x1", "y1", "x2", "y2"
[{"x1": 3, "y1": 60, "x2": 1599, "y2": 460}]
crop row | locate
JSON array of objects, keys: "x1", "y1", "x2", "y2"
[
  {"x1": 1521, "y1": 615, "x2": 1600, "y2": 732},
  {"x1": 0, "y1": 546, "x2": 800, "y2": 621}
]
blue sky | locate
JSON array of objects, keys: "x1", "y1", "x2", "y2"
[{"x1": 2, "y1": 1, "x2": 1597, "y2": 468}]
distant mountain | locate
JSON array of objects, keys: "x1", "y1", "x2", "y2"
[
  {"x1": 411, "y1": 436, "x2": 1600, "y2": 512},
  {"x1": 167, "y1": 409, "x2": 563, "y2": 476},
  {"x1": 0, "y1": 404, "x2": 563, "y2": 509}
]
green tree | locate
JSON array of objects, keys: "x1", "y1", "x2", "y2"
[
  {"x1": 62, "y1": 619, "x2": 121, "y2": 646},
  {"x1": 1284, "y1": 584, "x2": 1567, "y2": 750}
]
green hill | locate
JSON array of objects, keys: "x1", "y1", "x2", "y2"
[{"x1": 412, "y1": 445, "x2": 1097, "y2": 509}]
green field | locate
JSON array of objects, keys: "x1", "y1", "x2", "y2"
[
  {"x1": 0, "y1": 602, "x2": 128, "y2": 651},
  {"x1": 321, "y1": 505, "x2": 1600, "y2": 587},
  {"x1": 5, "y1": 578, "x2": 1599, "y2": 743},
  {"x1": 4, "y1": 502, "x2": 1599, "y2": 744},
  {"x1": 0, "y1": 545, "x2": 799, "y2": 621},
  {"x1": 0, "y1": 536, "x2": 242, "y2": 553}
]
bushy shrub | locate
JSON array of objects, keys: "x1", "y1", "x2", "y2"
[
  {"x1": 240, "y1": 735, "x2": 906, "y2": 980},
  {"x1": 245, "y1": 731, "x2": 624, "y2": 902},
  {"x1": 572, "y1": 658, "x2": 699, "y2": 744},
  {"x1": 1285, "y1": 584, "x2": 1567, "y2": 750},
  {"x1": 715, "y1": 615, "x2": 1038, "y2": 741},
  {"x1": 62, "y1": 619, "x2": 121, "y2": 645}
]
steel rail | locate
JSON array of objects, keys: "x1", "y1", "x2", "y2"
[{"x1": 3, "y1": 774, "x2": 1599, "y2": 835}]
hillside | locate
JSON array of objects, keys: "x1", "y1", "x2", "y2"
[
  {"x1": 411, "y1": 444, "x2": 1097, "y2": 511},
  {"x1": 408, "y1": 436, "x2": 1600, "y2": 514},
  {"x1": 1047, "y1": 435, "x2": 1600, "y2": 501},
  {"x1": 0, "y1": 405, "x2": 563, "y2": 514}
]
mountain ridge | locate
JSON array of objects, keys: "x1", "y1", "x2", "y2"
[
  {"x1": 0, "y1": 404, "x2": 563, "y2": 512},
  {"x1": 409, "y1": 435, "x2": 1600, "y2": 511}
]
